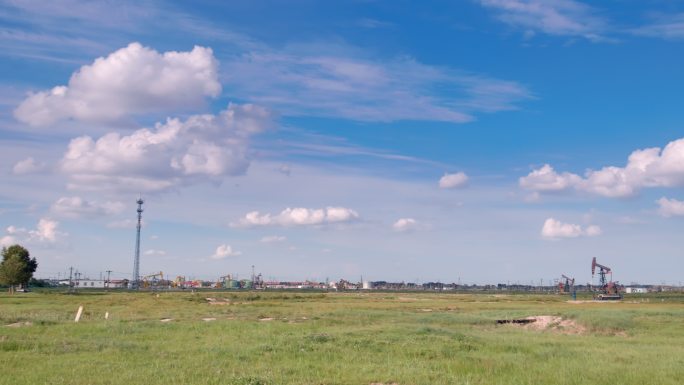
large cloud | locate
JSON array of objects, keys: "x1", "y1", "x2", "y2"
[
  {"x1": 520, "y1": 137, "x2": 684, "y2": 198},
  {"x1": 540, "y1": 218, "x2": 601, "y2": 239},
  {"x1": 60, "y1": 103, "x2": 273, "y2": 192},
  {"x1": 14, "y1": 42, "x2": 221, "y2": 126},
  {"x1": 235, "y1": 207, "x2": 359, "y2": 227}
]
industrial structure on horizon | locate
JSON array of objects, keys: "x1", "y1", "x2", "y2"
[
  {"x1": 131, "y1": 197, "x2": 144, "y2": 290},
  {"x1": 30, "y1": 200, "x2": 680, "y2": 295}
]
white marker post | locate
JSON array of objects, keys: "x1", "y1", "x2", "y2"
[
  {"x1": 75, "y1": 306, "x2": 83, "y2": 322},
  {"x1": 105, "y1": 311, "x2": 109, "y2": 320}
]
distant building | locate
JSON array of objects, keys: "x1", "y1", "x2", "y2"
[
  {"x1": 625, "y1": 287, "x2": 648, "y2": 294},
  {"x1": 76, "y1": 279, "x2": 106, "y2": 288},
  {"x1": 108, "y1": 279, "x2": 129, "y2": 289}
]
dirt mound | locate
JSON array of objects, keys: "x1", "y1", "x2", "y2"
[
  {"x1": 5, "y1": 321, "x2": 32, "y2": 328},
  {"x1": 502, "y1": 315, "x2": 586, "y2": 335}
]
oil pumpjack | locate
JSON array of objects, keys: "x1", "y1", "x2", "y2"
[
  {"x1": 559, "y1": 274, "x2": 575, "y2": 293},
  {"x1": 591, "y1": 257, "x2": 622, "y2": 300}
]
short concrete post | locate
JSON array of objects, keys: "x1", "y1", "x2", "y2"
[
  {"x1": 75, "y1": 305, "x2": 83, "y2": 322},
  {"x1": 105, "y1": 311, "x2": 109, "y2": 320}
]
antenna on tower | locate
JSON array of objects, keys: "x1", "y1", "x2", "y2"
[{"x1": 132, "y1": 196, "x2": 144, "y2": 290}]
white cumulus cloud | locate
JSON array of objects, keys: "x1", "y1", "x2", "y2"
[
  {"x1": 51, "y1": 196, "x2": 125, "y2": 219},
  {"x1": 656, "y1": 197, "x2": 684, "y2": 217},
  {"x1": 519, "y1": 164, "x2": 581, "y2": 192},
  {"x1": 439, "y1": 172, "x2": 469, "y2": 189},
  {"x1": 0, "y1": 235, "x2": 16, "y2": 247},
  {"x1": 540, "y1": 218, "x2": 601, "y2": 239},
  {"x1": 520, "y1": 137, "x2": 684, "y2": 198},
  {"x1": 210, "y1": 244, "x2": 241, "y2": 259},
  {"x1": 235, "y1": 207, "x2": 359, "y2": 227},
  {"x1": 1, "y1": 218, "x2": 66, "y2": 244},
  {"x1": 60, "y1": 103, "x2": 274, "y2": 192},
  {"x1": 392, "y1": 218, "x2": 418, "y2": 232},
  {"x1": 12, "y1": 157, "x2": 47, "y2": 175},
  {"x1": 14, "y1": 42, "x2": 221, "y2": 126}
]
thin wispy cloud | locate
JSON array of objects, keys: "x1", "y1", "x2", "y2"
[
  {"x1": 632, "y1": 13, "x2": 684, "y2": 40},
  {"x1": 221, "y1": 47, "x2": 532, "y2": 123},
  {"x1": 479, "y1": 0, "x2": 609, "y2": 42}
]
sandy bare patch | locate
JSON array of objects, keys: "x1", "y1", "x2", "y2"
[
  {"x1": 502, "y1": 315, "x2": 586, "y2": 335},
  {"x1": 5, "y1": 321, "x2": 32, "y2": 327},
  {"x1": 206, "y1": 298, "x2": 231, "y2": 305},
  {"x1": 258, "y1": 317, "x2": 275, "y2": 321},
  {"x1": 202, "y1": 318, "x2": 216, "y2": 322},
  {"x1": 418, "y1": 308, "x2": 433, "y2": 312}
]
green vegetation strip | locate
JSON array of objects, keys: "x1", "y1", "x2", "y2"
[{"x1": 1, "y1": 291, "x2": 683, "y2": 385}]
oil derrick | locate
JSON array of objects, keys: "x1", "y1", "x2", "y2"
[{"x1": 591, "y1": 257, "x2": 622, "y2": 300}]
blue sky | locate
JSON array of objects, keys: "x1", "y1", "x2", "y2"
[{"x1": 1, "y1": 0, "x2": 683, "y2": 285}]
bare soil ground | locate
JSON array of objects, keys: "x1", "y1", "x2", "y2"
[{"x1": 507, "y1": 315, "x2": 587, "y2": 334}]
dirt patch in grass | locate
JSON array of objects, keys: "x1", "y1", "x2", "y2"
[
  {"x1": 5, "y1": 321, "x2": 32, "y2": 328},
  {"x1": 206, "y1": 298, "x2": 231, "y2": 305},
  {"x1": 503, "y1": 315, "x2": 587, "y2": 335},
  {"x1": 398, "y1": 297, "x2": 419, "y2": 301}
]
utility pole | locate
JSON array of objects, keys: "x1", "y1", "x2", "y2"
[
  {"x1": 74, "y1": 270, "x2": 80, "y2": 291},
  {"x1": 68, "y1": 267, "x2": 73, "y2": 293},
  {"x1": 106, "y1": 270, "x2": 112, "y2": 290}
]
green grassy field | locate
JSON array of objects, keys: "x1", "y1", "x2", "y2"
[{"x1": 1, "y1": 290, "x2": 683, "y2": 385}]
